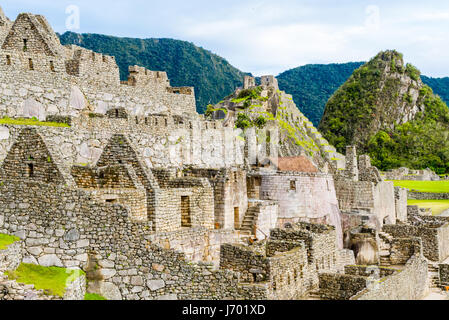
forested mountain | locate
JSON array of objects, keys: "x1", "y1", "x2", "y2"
[
  {"x1": 319, "y1": 50, "x2": 449, "y2": 174},
  {"x1": 59, "y1": 32, "x2": 449, "y2": 125},
  {"x1": 59, "y1": 32, "x2": 248, "y2": 114}
]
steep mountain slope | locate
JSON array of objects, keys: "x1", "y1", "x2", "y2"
[
  {"x1": 319, "y1": 50, "x2": 449, "y2": 173},
  {"x1": 278, "y1": 63, "x2": 449, "y2": 127},
  {"x1": 207, "y1": 82, "x2": 345, "y2": 170},
  {"x1": 422, "y1": 76, "x2": 449, "y2": 107},
  {"x1": 59, "y1": 32, "x2": 248, "y2": 114},
  {"x1": 277, "y1": 62, "x2": 365, "y2": 126}
]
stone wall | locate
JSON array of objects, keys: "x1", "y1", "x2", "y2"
[
  {"x1": 0, "y1": 240, "x2": 22, "y2": 272},
  {"x1": 320, "y1": 255, "x2": 428, "y2": 300},
  {"x1": 408, "y1": 192, "x2": 449, "y2": 200},
  {"x1": 383, "y1": 221, "x2": 449, "y2": 263},
  {"x1": 439, "y1": 264, "x2": 449, "y2": 287},
  {"x1": 0, "y1": 180, "x2": 266, "y2": 300},
  {"x1": 0, "y1": 273, "x2": 61, "y2": 300},
  {"x1": 220, "y1": 241, "x2": 311, "y2": 300},
  {"x1": 352, "y1": 255, "x2": 428, "y2": 300},
  {"x1": 394, "y1": 187, "x2": 408, "y2": 222},
  {"x1": 319, "y1": 273, "x2": 368, "y2": 300},
  {"x1": 184, "y1": 168, "x2": 248, "y2": 230},
  {"x1": 0, "y1": 118, "x2": 245, "y2": 172},
  {"x1": 257, "y1": 171, "x2": 342, "y2": 246},
  {"x1": 335, "y1": 180, "x2": 396, "y2": 228},
  {"x1": 0, "y1": 11, "x2": 197, "y2": 118}
]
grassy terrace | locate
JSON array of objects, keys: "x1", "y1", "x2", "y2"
[
  {"x1": 389, "y1": 180, "x2": 449, "y2": 193},
  {"x1": 0, "y1": 233, "x2": 20, "y2": 250},
  {"x1": 408, "y1": 200, "x2": 449, "y2": 216},
  {"x1": 0, "y1": 117, "x2": 70, "y2": 127},
  {"x1": 6, "y1": 263, "x2": 85, "y2": 297},
  {"x1": 85, "y1": 293, "x2": 107, "y2": 300}
]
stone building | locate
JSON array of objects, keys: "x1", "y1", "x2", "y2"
[
  {"x1": 0, "y1": 7, "x2": 446, "y2": 300},
  {"x1": 334, "y1": 146, "x2": 407, "y2": 232}
]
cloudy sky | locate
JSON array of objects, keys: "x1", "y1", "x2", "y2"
[{"x1": 2, "y1": 0, "x2": 449, "y2": 77}]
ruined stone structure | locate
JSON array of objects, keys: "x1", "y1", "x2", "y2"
[
  {"x1": 0, "y1": 7, "x2": 447, "y2": 301},
  {"x1": 335, "y1": 146, "x2": 407, "y2": 232},
  {"x1": 385, "y1": 167, "x2": 441, "y2": 181}
]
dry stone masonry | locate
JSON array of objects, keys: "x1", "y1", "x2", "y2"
[{"x1": 0, "y1": 7, "x2": 447, "y2": 301}]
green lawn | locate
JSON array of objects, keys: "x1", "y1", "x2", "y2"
[
  {"x1": 85, "y1": 293, "x2": 107, "y2": 300},
  {"x1": 389, "y1": 180, "x2": 449, "y2": 193},
  {"x1": 0, "y1": 117, "x2": 70, "y2": 128},
  {"x1": 408, "y1": 200, "x2": 449, "y2": 216},
  {"x1": 0, "y1": 233, "x2": 20, "y2": 250},
  {"x1": 6, "y1": 263, "x2": 85, "y2": 297}
]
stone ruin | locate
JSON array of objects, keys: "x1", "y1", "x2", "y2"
[{"x1": 0, "y1": 7, "x2": 447, "y2": 300}]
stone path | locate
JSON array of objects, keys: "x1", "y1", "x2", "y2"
[{"x1": 422, "y1": 289, "x2": 449, "y2": 300}]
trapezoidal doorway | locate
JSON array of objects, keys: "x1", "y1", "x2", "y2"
[{"x1": 181, "y1": 196, "x2": 191, "y2": 227}]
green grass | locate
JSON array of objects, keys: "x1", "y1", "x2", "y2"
[
  {"x1": 0, "y1": 117, "x2": 70, "y2": 128},
  {"x1": 84, "y1": 293, "x2": 107, "y2": 300},
  {"x1": 0, "y1": 233, "x2": 20, "y2": 250},
  {"x1": 388, "y1": 180, "x2": 449, "y2": 193},
  {"x1": 6, "y1": 263, "x2": 85, "y2": 297},
  {"x1": 408, "y1": 200, "x2": 449, "y2": 216}
]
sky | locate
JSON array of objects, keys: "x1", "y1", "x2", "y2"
[{"x1": 1, "y1": 0, "x2": 449, "y2": 77}]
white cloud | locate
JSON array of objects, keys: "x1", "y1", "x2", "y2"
[{"x1": 1, "y1": 0, "x2": 449, "y2": 77}]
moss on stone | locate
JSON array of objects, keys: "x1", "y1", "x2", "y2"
[
  {"x1": 0, "y1": 117, "x2": 70, "y2": 128},
  {"x1": 0, "y1": 233, "x2": 20, "y2": 250},
  {"x1": 6, "y1": 263, "x2": 85, "y2": 297},
  {"x1": 84, "y1": 293, "x2": 107, "y2": 300}
]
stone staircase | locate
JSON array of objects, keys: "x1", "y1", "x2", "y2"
[
  {"x1": 239, "y1": 205, "x2": 260, "y2": 235},
  {"x1": 307, "y1": 291, "x2": 321, "y2": 300},
  {"x1": 236, "y1": 205, "x2": 263, "y2": 244},
  {"x1": 428, "y1": 263, "x2": 441, "y2": 289},
  {"x1": 378, "y1": 232, "x2": 393, "y2": 266}
]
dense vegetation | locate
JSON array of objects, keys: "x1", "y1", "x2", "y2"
[
  {"x1": 278, "y1": 63, "x2": 449, "y2": 126},
  {"x1": 277, "y1": 62, "x2": 365, "y2": 126},
  {"x1": 59, "y1": 32, "x2": 248, "y2": 114},
  {"x1": 59, "y1": 32, "x2": 449, "y2": 123},
  {"x1": 319, "y1": 50, "x2": 449, "y2": 174},
  {"x1": 421, "y1": 76, "x2": 449, "y2": 106}
]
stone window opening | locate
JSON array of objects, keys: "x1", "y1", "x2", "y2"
[
  {"x1": 165, "y1": 118, "x2": 168, "y2": 126},
  {"x1": 145, "y1": 117, "x2": 148, "y2": 125},
  {"x1": 181, "y1": 196, "x2": 192, "y2": 228},
  {"x1": 102, "y1": 55, "x2": 107, "y2": 63},
  {"x1": 91, "y1": 53, "x2": 95, "y2": 61},
  {"x1": 49, "y1": 60, "x2": 55, "y2": 72},
  {"x1": 115, "y1": 109, "x2": 119, "y2": 118},
  {"x1": 234, "y1": 207, "x2": 240, "y2": 229},
  {"x1": 135, "y1": 116, "x2": 139, "y2": 124},
  {"x1": 106, "y1": 198, "x2": 117, "y2": 204},
  {"x1": 28, "y1": 58, "x2": 34, "y2": 71},
  {"x1": 6, "y1": 55, "x2": 11, "y2": 66},
  {"x1": 27, "y1": 163, "x2": 34, "y2": 177},
  {"x1": 290, "y1": 180, "x2": 296, "y2": 191},
  {"x1": 23, "y1": 39, "x2": 28, "y2": 52}
]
